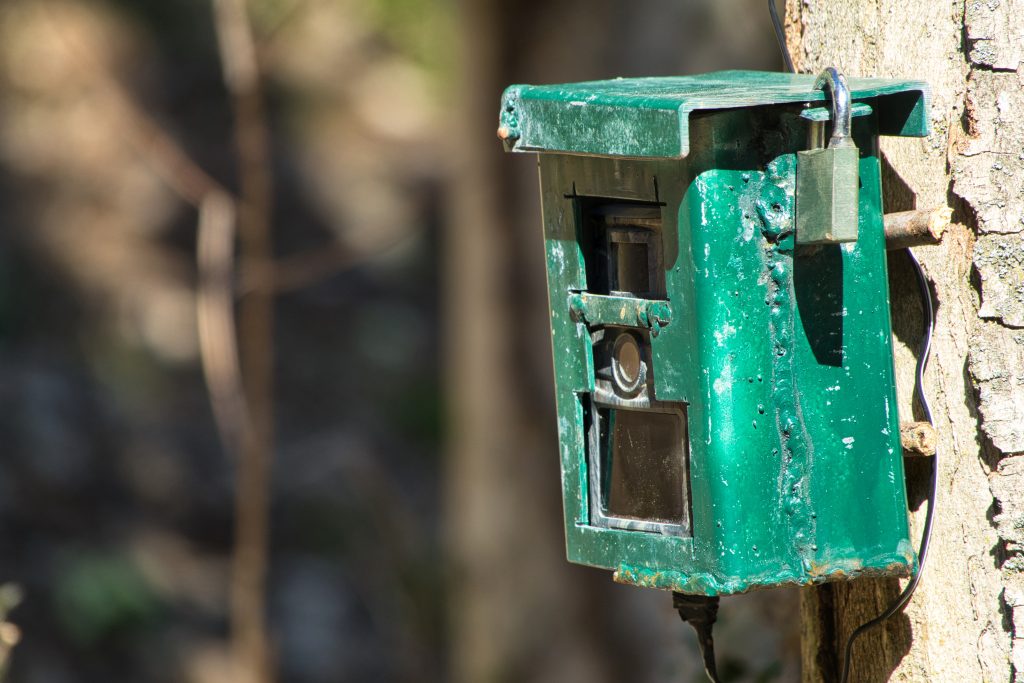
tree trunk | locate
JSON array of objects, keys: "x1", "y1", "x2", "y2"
[
  {"x1": 786, "y1": 1, "x2": 1024, "y2": 681},
  {"x1": 444, "y1": 2, "x2": 642, "y2": 681}
]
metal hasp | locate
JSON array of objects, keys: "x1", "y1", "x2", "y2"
[
  {"x1": 498, "y1": 70, "x2": 931, "y2": 596},
  {"x1": 796, "y1": 68, "x2": 861, "y2": 245}
]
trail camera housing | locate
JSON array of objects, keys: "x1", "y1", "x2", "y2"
[{"x1": 499, "y1": 71, "x2": 930, "y2": 595}]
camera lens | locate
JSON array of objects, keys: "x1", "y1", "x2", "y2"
[{"x1": 611, "y1": 333, "x2": 644, "y2": 396}]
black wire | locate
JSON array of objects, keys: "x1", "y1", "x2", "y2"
[
  {"x1": 838, "y1": 249, "x2": 938, "y2": 683},
  {"x1": 674, "y1": 593, "x2": 722, "y2": 683},
  {"x1": 768, "y1": 0, "x2": 795, "y2": 73}
]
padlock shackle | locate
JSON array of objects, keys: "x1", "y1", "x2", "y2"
[{"x1": 814, "y1": 67, "x2": 854, "y2": 147}]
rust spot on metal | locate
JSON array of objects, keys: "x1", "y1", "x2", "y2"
[{"x1": 803, "y1": 556, "x2": 911, "y2": 583}]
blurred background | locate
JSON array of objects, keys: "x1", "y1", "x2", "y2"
[{"x1": 0, "y1": 0, "x2": 800, "y2": 681}]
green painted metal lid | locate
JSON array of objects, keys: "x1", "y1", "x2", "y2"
[{"x1": 498, "y1": 70, "x2": 929, "y2": 159}]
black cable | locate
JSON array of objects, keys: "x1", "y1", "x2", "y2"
[
  {"x1": 674, "y1": 592, "x2": 722, "y2": 683},
  {"x1": 768, "y1": 0, "x2": 795, "y2": 73},
  {"x1": 837, "y1": 249, "x2": 938, "y2": 683}
]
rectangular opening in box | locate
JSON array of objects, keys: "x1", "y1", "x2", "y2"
[
  {"x1": 586, "y1": 399, "x2": 691, "y2": 536},
  {"x1": 578, "y1": 202, "x2": 665, "y2": 299}
]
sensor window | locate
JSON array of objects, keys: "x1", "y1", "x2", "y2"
[
  {"x1": 587, "y1": 400, "x2": 691, "y2": 536},
  {"x1": 604, "y1": 408, "x2": 687, "y2": 524}
]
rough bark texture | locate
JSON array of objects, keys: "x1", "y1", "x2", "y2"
[{"x1": 786, "y1": 0, "x2": 1024, "y2": 680}]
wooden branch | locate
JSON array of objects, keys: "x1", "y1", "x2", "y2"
[
  {"x1": 900, "y1": 420, "x2": 937, "y2": 457},
  {"x1": 238, "y1": 233, "x2": 417, "y2": 295},
  {"x1": 46, "y1": 17, "x2": 285, "y2": 678},
  {"x1": 884, "y1": 207, "x2": 951, "y2": 250},
  {"x1": 212, "y1": 1, "x2": 276, "y2": 682},
  {"x1": 197, "y1": 192, "x2": 251, "y2": 456},
  {"x1": 239, "y1": 244, "x2": 360, "y2": 295}
]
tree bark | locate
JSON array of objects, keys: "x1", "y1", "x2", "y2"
[{"x1": 786, "y1": 1, "x2": 1024, "y2": 680}]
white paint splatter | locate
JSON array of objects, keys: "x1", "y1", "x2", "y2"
[
  {"x1": 713, "y1": 322, "x2": 737, "y2": 346},
  {"x1": 550, "y1": 241, "x2": 566, "y2": 271},
  {"x1": 713, "y1": 360, "x2": 734, "y2": 396}
]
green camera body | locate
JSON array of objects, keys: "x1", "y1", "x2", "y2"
[{"x1": 499, "y1": 70, "x2": 930, "y2": 595}]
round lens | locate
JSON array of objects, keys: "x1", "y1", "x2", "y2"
[
  {"x1": 612, "y1": 333, "x2": 644, "y2": 395},
  {"x1": 617, "y1": 337, "x2": 641, "y2": 383}
]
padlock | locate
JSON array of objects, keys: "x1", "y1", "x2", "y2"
[{"x1": 796, "y1": 67, "x2": 859, "y2": 245}]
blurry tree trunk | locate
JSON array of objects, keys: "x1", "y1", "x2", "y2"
[
  {"x1": 445, "y1": 1, "x2": 662, "y2": 682},
  {"x1": 787, "y1": 1, "x2": 1024, "y2": 681}
]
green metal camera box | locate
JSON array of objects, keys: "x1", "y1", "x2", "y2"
[{"x1": 498, "y1": 70, "x2": 930, "y2": 595}]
